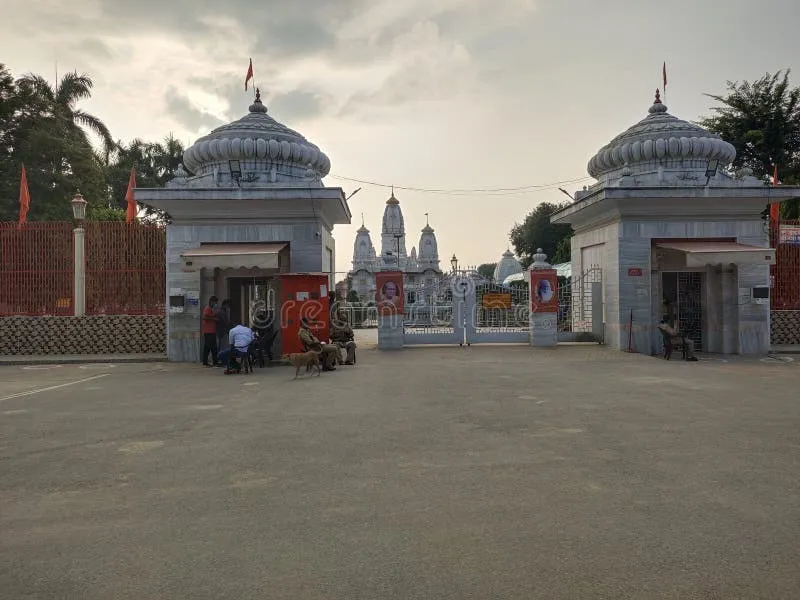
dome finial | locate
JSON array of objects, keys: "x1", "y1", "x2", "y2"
[
  {"x1": 425, "y1": 212, "x2": 429, "y2": 226},
  {"x1": 654, "y1": 88, "x2": 661, "y2": 104},
  {"x1": 249, "y1": 87, "x2": 267, "y2": 114},
  {"x1": 361, "y1": 212, "x2": 364, "y2": 227}
]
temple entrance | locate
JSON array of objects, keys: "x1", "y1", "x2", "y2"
[
  {"x1": 662, "y1": 271, "x2": 704, "y2": 351},
  {"x1": 464, "y1": 282, "x2": 530, "y2": 344}
]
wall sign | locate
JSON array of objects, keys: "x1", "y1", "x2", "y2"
[{"x1": 627, "y1": 268, "x2": 643, "y2": 277}]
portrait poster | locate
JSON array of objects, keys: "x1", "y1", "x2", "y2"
[
  {"x1": 375, "y1": 271, "x2": 404, "y2": 315},
  {"x1": 530, "y1": 269, "x2": 558, "y2": 313}
]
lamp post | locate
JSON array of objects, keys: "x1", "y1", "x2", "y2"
[
  {"x1": 70, "y1": 192, "x2": 88, "y2": 317},
  {"x1": 450, "y1": 253, "x2": 458, "y2": 273}
]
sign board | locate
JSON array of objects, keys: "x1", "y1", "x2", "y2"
[
  {"x1": 627, "y1": 267, "x2": 643, "y2": 277},
  {"x1": 482, "y1": 293, "x2": 512, "y2": 309},
  {"x1": 779, "y1": 225, "x2": 800, "y2": 245},
  {"x1": 738, "y1": 288, "x2": 751, "y2": 305},
  {"x1": 375, "y1": 271, "x2": 404, "y2": 315},
  {"x1": 530, "y1": 269, "x2": 559, "y2": 313}
]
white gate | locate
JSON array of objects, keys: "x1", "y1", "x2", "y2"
[
  {"x1": 403, "y1": 277, "x2": 467, "y2": 345},
  {"x1": 557, "y1": 266, "x2": 603, "y2": 343},
  {"x1": 464, "y1": 281, "x2": 530, "y2": 344}
]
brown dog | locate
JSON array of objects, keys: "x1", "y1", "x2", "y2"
[{"x1": 283, "y1": 351, "x2": 322, "y2": 379}]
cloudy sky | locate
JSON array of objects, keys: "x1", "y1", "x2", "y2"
[{"x1": 2, "y1": 0, "x2": 799, "y2": 275}]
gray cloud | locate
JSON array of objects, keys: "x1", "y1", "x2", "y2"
[
  {"x1": 164, "y1": 87, "x2": 225, "y2": 132},
  {"x1": 268, "y1": 90, "x2": 329, "y2": 121}
]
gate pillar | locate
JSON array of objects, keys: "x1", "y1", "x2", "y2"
[
  {"x1": 376, "y1": 270, "x2": 405, "y2": 349},
  {"x1": 529, "y1": 249, "x2": 558, "y2": 347}
]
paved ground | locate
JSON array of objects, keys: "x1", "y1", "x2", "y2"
[{"x1": 0, "y1": 343, "x2": 798, "y2": 599}]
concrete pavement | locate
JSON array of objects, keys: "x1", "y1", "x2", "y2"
[{"x1": 1, "y1": 344, "x2": 798, "y2": 599}]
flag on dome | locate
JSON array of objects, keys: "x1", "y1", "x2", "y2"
[
  {"x1": 662, "y1": 62, "x2": 667, "y2": 91},
  {"x1": 245, "y1": 58, "x2": 253, "y2": 91}
]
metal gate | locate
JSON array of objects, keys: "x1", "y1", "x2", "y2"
[
  {"x1": 403, "y1": 276, "x2": 466, "y2": 345},
  {"x1": 557, "y1": 266, "x2": 603, "y2": 342},
  {"x1": 464, "y1": 281, "x2": 530, "y2": 344}
]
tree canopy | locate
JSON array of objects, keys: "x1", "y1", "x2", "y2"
[
  {"x1": 0, "y1": 63, "x2": 184, "y2": 222},
  {"x1": 699, "y1": 69, "x2": 800, "y2": 218},
  {"x1": 477, "y1": 263, "x2": 497, "y2": 280},
  {"x1": 509, "y1": 201, "x2": 573, "y2": 268}
]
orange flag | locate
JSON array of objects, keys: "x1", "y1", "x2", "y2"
[
  {"x1": 662, "y1": 62, "x2": 667, "y2": 91},
  {"x1": 245, "y1": 58, "x2": 254, "y2": 91},
  {"x1": 770, "y1": 164, "x2": 780, "y2": 224},
  {"x1": 18, "y1": 163, "x2": 30, "y2": 228},
  {"x1": 125, "y1": 166, "x2": 137, "y2": 224}
]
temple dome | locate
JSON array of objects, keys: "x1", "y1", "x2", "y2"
[
  {"x1": 182, "y1": 89, "x2": 331, "y2": 183},
  {"x1": 587, "y1": 90, "x2": 736, "y2": 179},
  {"x1": 493, "y1": 249, "x2": 522, "y2": 282}
]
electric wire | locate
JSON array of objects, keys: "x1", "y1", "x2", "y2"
[{"x1": 328, "y1": 174, "x2": 593, "y2": 196}]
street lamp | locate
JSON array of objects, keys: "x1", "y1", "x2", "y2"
[
  {"x1": 70, "y1": 191, "x2": 87, "y2": 317},
  {"x1": 451, "y1": 253, "x2": 458, "y2": 273},
  {"x1": 71, "y1": 191, "x2": 88, "y2": 221}
]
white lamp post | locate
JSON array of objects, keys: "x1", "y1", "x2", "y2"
[{"x1": 71, "y1": 192, "x2": 87, "y2": 317}]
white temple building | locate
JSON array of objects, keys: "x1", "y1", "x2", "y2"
[
  {"x1": 493, "y1": 249, "x2": 523, "y2": 283},
  {"x1": 349, "y1": 190, "x2": 443, "y2": 304},
  {"x1": 552, "y1": 89, "x2": 800, "y2": 355}
]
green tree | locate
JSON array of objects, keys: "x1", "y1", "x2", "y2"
[
  {"x1": 16, "y1": 71, "x2": 114, "y2": 157},
  {"x1": 509, "y1": 201, "x2": 573, "y2": 268},
  {"x1": 699, "y1": 70, "x2": 800, "y2": 218},
  {"x1": 0, "y1": 67, "x2": 109, "y2": 220},
  {"x1": 477, "y1": 263, "x2": 497, "y2": 280}
]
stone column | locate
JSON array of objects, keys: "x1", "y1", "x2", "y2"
[
  {"x1": 529, "y1": 249, "x2": 558, "y2": 347},
  {"x1": 378, "y1": 313, "x2": 404, "y2": 349},
  {"x1": 73, "y1": 226, "x2": 86, "y2": 317}
]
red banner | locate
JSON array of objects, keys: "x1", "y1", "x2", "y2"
[
  {"x1": 530, "y1": 269, "x2": 558, "y2": 313},
  {"x1": 375, "y1": 271, "x2": 404, "y2": 315}
]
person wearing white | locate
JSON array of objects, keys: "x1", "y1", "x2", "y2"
[{"x1": 229, "y1": 323, "x2": 254, "y2": 353}]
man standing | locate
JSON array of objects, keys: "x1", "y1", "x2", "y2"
[
  {"x1": 201, "y1": 296, "x2": 219, "y2": 367},
  {"x1": 216, "y1": 299, "x2": 231, "y2": 354},
  {"x1": 299, "y1": 318, "x2": 340, "y2": 371}
]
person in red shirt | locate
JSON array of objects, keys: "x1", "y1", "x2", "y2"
[{"x1": 201, "y1": 296, "x2": 219, "y2": 366}]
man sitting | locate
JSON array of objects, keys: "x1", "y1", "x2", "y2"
[
  {"x1": 658, "y1": 317, "x2": 698, "y2": 361},
  {"x1": 330, "y1": 308, "x2": 357, "y2": 365},
  {"x1": 226, "y1": 320, "x2": 254, "y2": 373},
  {"x1": 298, "y1": 317, "x2": 340, "y2": 371}
]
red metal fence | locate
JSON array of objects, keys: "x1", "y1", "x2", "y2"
[
  {"x1": 84, "y1": 222, "x2": 166, "y2": 315},
  {"x1": 0, "y1": 222, "x2": 74, "y2": 316},
  {"x1": 0, "y1": 222, "x2": 166, "y2": 316},
  {"x1": 771, "y1": 219, "x2": 800, "y2": 310}
]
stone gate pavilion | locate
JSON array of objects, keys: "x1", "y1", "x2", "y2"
[
  {"x1": 136, "y1": 90, "x2": 351, "y2": 362},
  {"x1": 553, "y1": 91, "x2": 800, "y2": 355}
]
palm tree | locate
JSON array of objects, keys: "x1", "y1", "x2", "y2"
[{"x1": 16, "y1": 70, "x2": 115, "y2": 158}]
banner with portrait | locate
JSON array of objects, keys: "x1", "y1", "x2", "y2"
[
  {"x1": 530, "y1": 269, "x2": 558, "y2": 313},
  {"x1": 375, "y1": 271, "x2": 404, "y2": 315}
]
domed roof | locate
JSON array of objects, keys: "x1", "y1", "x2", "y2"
[
  {"x1": 493, "y1": 249, "x2": 522, "y2": 282},
  {"x1": 182, "y1": 89, "x2": 331, "y2": 181},
  {"x1": 587, "y1": 90, "x2": 736, "y2": 179}
]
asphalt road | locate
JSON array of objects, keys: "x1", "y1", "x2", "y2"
[{"x1": 1, "y1": 346, "x2": 798, "y2": 599}]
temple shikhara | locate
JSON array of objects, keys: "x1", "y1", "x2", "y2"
[{"x1": 348, "y1": 191, "x2": 443, "y2": 304}]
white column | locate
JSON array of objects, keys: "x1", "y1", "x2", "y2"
[
  {"x1": 529, "y1": 249, "x2": 558, "y2": 347},
  {"x1": 73, "y1": 226, "x2": 86, "y2": 317}
]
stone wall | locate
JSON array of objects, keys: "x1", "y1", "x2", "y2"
[
  {"x1": 0, "y1": 316, "x2": 165, "y2": 355},
  {"x1": 771, "y1": 311, "x2": 800, "y2": 346}
]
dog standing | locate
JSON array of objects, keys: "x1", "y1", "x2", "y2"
[{"x1": 283, "y1": 350, "x2": 322, "y2": 379}]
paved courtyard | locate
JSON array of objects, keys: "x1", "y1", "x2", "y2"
[{"x1": 1, "y1": 341, "x2": 798, "y2": 599}]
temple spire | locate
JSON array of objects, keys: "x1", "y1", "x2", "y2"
[
  {"x1": 425, "y1": 212, "x2": 429, "y2": 226},
  {"x1": 361, "y1": 212, "x2": 364, "y2": 227}
]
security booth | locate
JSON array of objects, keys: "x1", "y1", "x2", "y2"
[
  {"x1": 135, "y1": 89, "x2": 352, "y2": 362},
  {"x1": 275, "y1": 273, "x2": 331, "y2": 356},
  {"x1": 553, "y1": 90, "x2": 800, "y2": 355}
]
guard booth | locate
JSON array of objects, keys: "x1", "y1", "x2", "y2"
[{"x1": 275, "y1": 273, "x2": 331, "y2": 356}]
